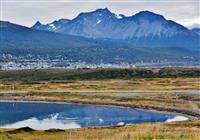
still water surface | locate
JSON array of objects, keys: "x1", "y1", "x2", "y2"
[{"x1": 0, "y1": 101, "x2": 187, "y2": 130}]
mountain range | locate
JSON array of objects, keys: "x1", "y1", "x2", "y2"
[
  {"x1": 0, "y1": 8, "x2": 200, "y2": 66},
  {"x1": 32, "y1": 8, "x2": 199, "y2": 50}
]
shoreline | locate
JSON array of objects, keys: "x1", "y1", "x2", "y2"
[{"x1": 1, "y1": 97, "x2": 199, "y2": 120}]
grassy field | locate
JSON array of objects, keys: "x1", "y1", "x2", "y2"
[
  {"x1": 0, "y1": 67, "x2": 200, "y2": 140},
  {"x1": 0, "y1": 78, "x2": 199, "y2": 110}
]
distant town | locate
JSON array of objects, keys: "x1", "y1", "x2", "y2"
[{"x1": 0, "y1": 54, "x2": 198, "y2": 70}]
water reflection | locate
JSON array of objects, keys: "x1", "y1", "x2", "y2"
[
  {"x1": 1, "y1": 113, "x2": 81, "y2": 130},
  {"x1": 0, "y1": 101, "x2": 187, "y2": 130}
]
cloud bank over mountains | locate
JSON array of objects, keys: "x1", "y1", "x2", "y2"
[{"x1": 1, "y1": 0, "x2": 199, "y2": 27}]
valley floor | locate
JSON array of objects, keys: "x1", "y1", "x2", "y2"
[{"x1": 0, "y1": 68, "x2": 199, "y2": 140}]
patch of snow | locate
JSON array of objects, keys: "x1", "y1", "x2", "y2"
[
  {"x1": 165, "y1": 116, "x2": 188, "y2": 123},
  {"x1": 48, "y1": 23, "x2": 57, "y2": 30},
  {"x1": 96, "y1": 19, "x2": 102, "y2": 24},
  {"x1": 116, "y1": 14, "x2": 123, "y2": 19}
]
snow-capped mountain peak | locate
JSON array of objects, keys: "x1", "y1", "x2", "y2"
[
  {"x1": 95, "y1": 8, "x2": 112, "y2": 14},
  {"x1": 32, "y1": 21, "x2": 43, "y2": 29},
  {"x1": 31, "y1": 8, "x2": 199, "y2": 50},
  {"x1": 32, "y1": 18, "x2": 70, "y2": 32},
  {"x1": 75, "y1": 8, "x2": 116, "y2": 20},
  {"x1": 132, "y1": 10, "x2": 165, "y2": 21}
]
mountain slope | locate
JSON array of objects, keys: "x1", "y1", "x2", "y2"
[
  {"x1": 191, "y1": 28, "x2": 200, "y2": 35},
  {"x1": 32, "y1": 8, "x2": 200, "y2": 50},
  {"x1": 0, "y1": 21, "x2": 98, "y2": 49},
  {"x1": 1, "y1": 21, "x2": 199, "y2": 65}
]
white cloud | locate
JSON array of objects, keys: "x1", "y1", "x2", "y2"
[{"x1": 1, "y1": 0, "x2": 199, "y2": 28}]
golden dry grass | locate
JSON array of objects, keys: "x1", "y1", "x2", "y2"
[
  {"x1": 0, "y1": 78, "x2": 199, "y2": 140},
  {"x1": 0, "y1": 78, "x2": 200, "y2": 110},
  {"x1": 0, "y1": 78, "x2": 199, "y2": 91}
]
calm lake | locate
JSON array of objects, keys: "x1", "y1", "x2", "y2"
[{"x1": 0, "y1": 101, "x2": 188, "y2": 130}]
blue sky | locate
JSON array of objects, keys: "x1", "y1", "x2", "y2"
[{"x1": 1, "y1": 0, "x2": 199, "y2": 28}]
